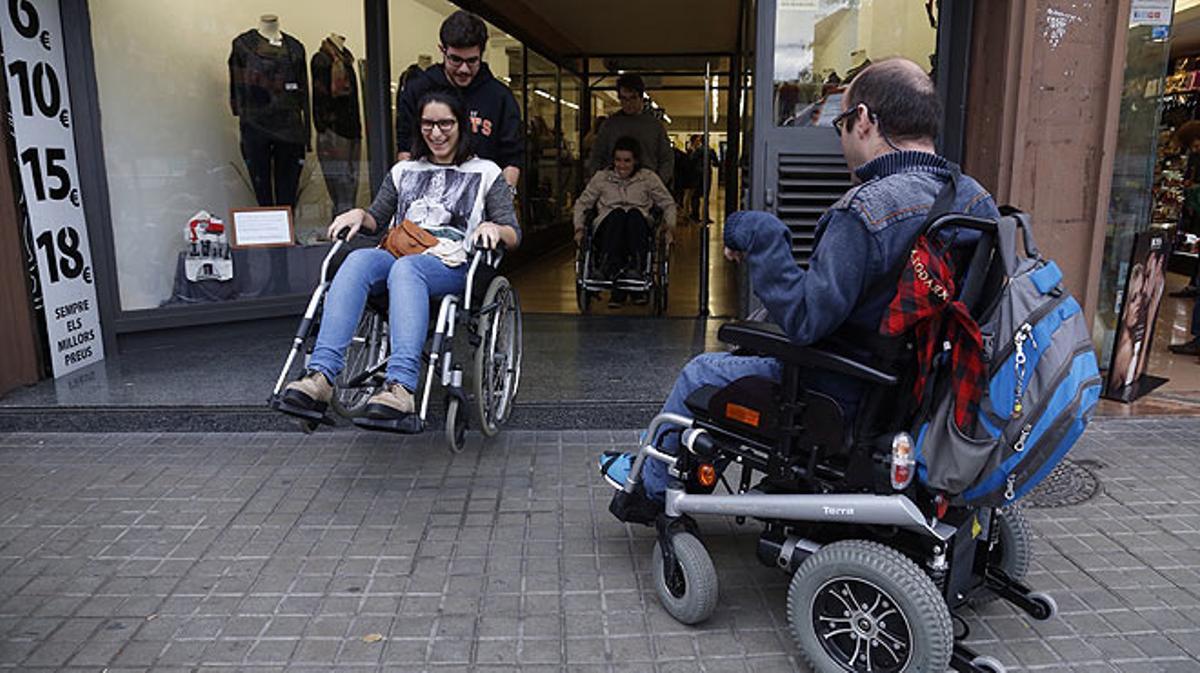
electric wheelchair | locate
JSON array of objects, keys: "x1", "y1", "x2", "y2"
[
  {"x1": 575, "y1": 207, "x2": 670, "y2": 314},
  {"x1": 614, "y1": 215, "x2": 1054, "y2": 673},
  {"x1": 269, "y1": 231, "x2": 522, "y2": 452}
]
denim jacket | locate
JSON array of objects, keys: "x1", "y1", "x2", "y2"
[{"x1": 725, "y1": 151, "x2": 1000, "y2": 409}]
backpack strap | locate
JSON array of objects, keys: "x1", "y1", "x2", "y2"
[{"x1": 998, "y1": 206, "x2": 1041, "y2": 259}]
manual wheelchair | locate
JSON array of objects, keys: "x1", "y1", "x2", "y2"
[
  {"x1": 614, "y1": 215, "x2": 1055, "y2": 673},
  {"x1": 269, "y1": 231, "x2": 522, "y2": 452},
  {"x1": 575, "y1": 207, "x2": 670, "y2": 314}
]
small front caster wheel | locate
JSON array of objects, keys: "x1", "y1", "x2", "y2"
[{"x1": 652, "y1": 532, "x2": 718, "y2": 625}]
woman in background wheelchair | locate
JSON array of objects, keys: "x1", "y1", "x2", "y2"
[
  {"x1": 281, "y1": 89, "x2": 519, "y2": 423},
  {"x1": 574, "y1": 136, "x2": 675, "y2": 308}
]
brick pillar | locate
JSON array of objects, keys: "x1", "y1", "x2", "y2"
[{"x1": 963, "y1": 0, "x2": 1132, "y2": 322}]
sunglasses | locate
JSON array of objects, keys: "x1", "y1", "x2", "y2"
[{"x1": 420, "y1": 118, "x2": 457, "y2": 133}]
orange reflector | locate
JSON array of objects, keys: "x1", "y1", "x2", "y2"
[
  {"x1": 697, "y1": 463, "x2": 717, "y2": 488},
  {"x1": 725, "y1": 403, "x2": 761, "y2": 427},
  {"x1": 935, "y1": 494, "x2": 949, "y2": 519}
]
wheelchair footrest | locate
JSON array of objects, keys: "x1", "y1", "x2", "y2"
[
  {"x1": 270, "y1": 394, "x2": 336, "y2": 426},
  {"x1": 352, "y1": 413, "x2": 424, "y2": 434}
]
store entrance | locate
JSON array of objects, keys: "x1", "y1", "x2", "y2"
[{"x1": 505, "y1": 59, "x2": 743, "y2": 318}]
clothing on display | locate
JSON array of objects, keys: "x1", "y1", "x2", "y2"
[
  {"x1": 228, "y1": 26, "x2": 311, "y2": 207},
  {"x1": 311, "y1": 36, "x2": 361, "y2": 215}
]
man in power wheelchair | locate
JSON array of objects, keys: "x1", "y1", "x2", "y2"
[
  {"x1": 574, "y1": 136, "x2": 676, "y2": 312},
  {"x1": 598, "y1": 60, "x2": 1048, "y2": 672},
  {"x1": 270, "y1": 89, "x2": 522, "y2": 451}
]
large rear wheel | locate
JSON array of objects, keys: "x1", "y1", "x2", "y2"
[
  {"x1": 331, "y1": 311, "x2": 387, "y2": 418},
  {"x1": 787, "y1": 540, "x2": 953, "y2": 673},
  {"x1": 473, "y1": 277, "x2": 521, "y2": 436}
]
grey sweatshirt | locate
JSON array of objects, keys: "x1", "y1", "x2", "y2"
[{"x1": 588, "y1": 111, "x2": 675, "y2": 187}]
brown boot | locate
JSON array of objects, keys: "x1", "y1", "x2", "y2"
[
  {"x1": 365, "y1": 382, "x2": 415, "y2": 417},
  {"x1": 283, "y1": 371, "x2": 332, "y2": 409}
]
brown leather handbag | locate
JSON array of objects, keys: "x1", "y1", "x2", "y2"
[{"x1": 381, "y1": 219, "x2": 439, "y2": 257}]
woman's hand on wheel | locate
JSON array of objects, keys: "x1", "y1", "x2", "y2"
[
  {"x1": 327, "y1": 209, "x2": 366, "y2": 241},
  {"x1": 473, "y1": 222, "x2": 504, "y2": 250}
]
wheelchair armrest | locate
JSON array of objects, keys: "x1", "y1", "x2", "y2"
[{"x1": 717, "y1": 321, "x2": 898, "y2": 386}]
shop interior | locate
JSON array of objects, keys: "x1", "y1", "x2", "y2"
[{"x1": 1120, "y1": 0, "x2": 1200, "y2": 411}]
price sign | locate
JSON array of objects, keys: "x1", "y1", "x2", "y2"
[{"x1": 1, "y1": 0, "x2": 103, "y2": 376}]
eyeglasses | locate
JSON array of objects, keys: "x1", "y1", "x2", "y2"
[
  {"x1": 832, "y1": 104, "x2": 876, "y2": 136},
  {"x1": 445, "y1": 53, "x2": 481, "y2": 68},
  {"x1": 420, "y1": 118, "x2": 457, "y2": 133}
]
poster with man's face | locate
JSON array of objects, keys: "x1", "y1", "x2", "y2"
[{"x1": 1105, "y1": 231, "x2": 1170, "y2": 401}]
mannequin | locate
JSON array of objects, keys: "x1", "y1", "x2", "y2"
[
  {"x1": 228, "y1": 16, "x2": 311, "y2": 208},
  {"x1": 312, "y1": 33, "x2": 362, "y2": 216},
  {"x1": 257, "y1": 15, "x2": 283, "y2": 45}
]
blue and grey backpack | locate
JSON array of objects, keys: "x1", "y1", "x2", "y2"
[{"x1": 916, "y1": 210, "x2": 1102, "y2": 508}]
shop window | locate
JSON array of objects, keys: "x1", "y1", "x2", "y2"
[
  {"x1": 91, "y1": 2, "x2": 370, "y2": 311},
  {"x1": 1096, "y1": 22, "x2": 1175, "y2": 363},
  {"x1": 772, "y1": 0, "x2": 937, "y2": 127},
  {"x1": 522, "y1": 52, "x2": 563, "y2": 235}
]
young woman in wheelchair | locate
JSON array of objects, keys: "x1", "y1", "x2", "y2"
[
  {"x1": 574, "y1": 136, "x2": 676, "y2": 307},
  {"x1": 282, "y1": 89, "x2": 520, "y2": 422}
]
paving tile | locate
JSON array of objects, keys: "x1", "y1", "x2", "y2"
[{"x1": 0, "y1": 422, "x2": 1198, "y2": 671}]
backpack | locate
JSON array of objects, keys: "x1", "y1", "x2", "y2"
[{"x1": 914, "y1": 210, "x2": 1103, "y2": 507}]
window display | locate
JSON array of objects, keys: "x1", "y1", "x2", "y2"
[
  {"x1": 772, "y1": 0, "x2": 936, "y2": 128},
  {"x1": 311, "y1": 33, "x2": 363, "y2": 216},
  {"x1": 228, "y1": 15, "x2": 311, "y2": 208},
  {"x1": 90, "y1": 1, "x2": 369, "y2": 311}
]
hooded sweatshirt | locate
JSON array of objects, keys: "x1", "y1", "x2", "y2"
[{"x1": 395, "y1": 63, "x2": 524, "y2": 172}]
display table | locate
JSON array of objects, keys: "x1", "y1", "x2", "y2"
[{"x1": 165, "y1": 244, "x2": 335, "y2": 305}]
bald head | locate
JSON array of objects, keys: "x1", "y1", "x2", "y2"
[{"x1": 844, "y1": 57, "x2": 941, "y2": 142}]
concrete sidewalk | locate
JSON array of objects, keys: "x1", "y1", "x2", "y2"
[{"x1": 1, "y1": 419, "x2": 1199, "y2": 672}]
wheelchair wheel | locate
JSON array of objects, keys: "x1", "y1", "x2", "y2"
[
  {"x1": 445, "y1": 396, "x2": 467, "y2": 453},
  {"x1": 654, "y1": 239, "x2": 670, "y2": 316},
  {"x1": 652, "y1": 532, "x2": 718, "y2": 625},
  {"x1": 331, "y1": 310, "x2": 387, "y2": 418},
  {"x1": 473, "y1": 276, "x2": 522, "y2": 436},
  {"x1": 971, "y1": 506, "x2": 1034, "y2": 608},
  {"x1": 787, "y1": 539, "x2": 953, "y2": 673}
]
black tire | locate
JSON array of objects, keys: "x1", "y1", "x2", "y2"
[
  {"x1": 787, "y1": 540, "x2": 953, "y2": 673},
  {"x1": 652, "y1": 532, "x2": 719, "y2": 625},
  {"x1": 331, "y1": 311, "x2": 387, "y2": 418},
  {"x1": 473, "y1": 277, "x2": 521, "y2": 436},
  {"x1": 972, "y1": 506, "x2": 1034, "y2": 607},
  {"x1": 445, "y1": 396, "x2": 466, "y2": 453},
  {"x1": 656, "y1": 239, "x2": 670, "y2": 315},
  {"x1": 576, "y1": 246, "x2": 592, "y2": 314}
]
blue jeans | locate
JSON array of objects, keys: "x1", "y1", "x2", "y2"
[
  {"x1": 308, "y1": 249, "x2": 467, "y2": 390},
  {"x1": 642, "y1": 352, "x2": 782, "y2": 501}
]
